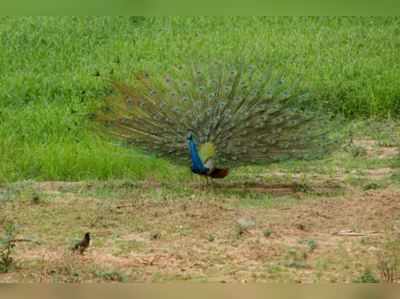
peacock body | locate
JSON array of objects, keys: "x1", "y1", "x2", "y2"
[
  {"x1": 187, "y1": 132, "x2": 228, "y2": 178},
  {"x1": 95, "y1": 63, "x2": 338, "y2": 178}
]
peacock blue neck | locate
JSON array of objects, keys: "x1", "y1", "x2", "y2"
[{"x1": 187, "y1": 135, "x2": 209, "y2": 175}]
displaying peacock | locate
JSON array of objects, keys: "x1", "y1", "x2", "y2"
[{"x1": 95, "y1": 63, "x2": 339, "y2": 179}]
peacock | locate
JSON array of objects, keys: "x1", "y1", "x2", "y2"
[
  {"x1": 95, "y1": 63, "x2": 338, "y2": 180},
  {"x1": 187, "y1": 132, "x2": 229, "y2": 179}
]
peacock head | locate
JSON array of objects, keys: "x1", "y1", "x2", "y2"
[{"x1": 186, "y1": 131, "x2": 194, "y2": 141}]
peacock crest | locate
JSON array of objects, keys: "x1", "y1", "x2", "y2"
[{"x1": 95, "y1": 63, "x2": 339, "y2": 178}]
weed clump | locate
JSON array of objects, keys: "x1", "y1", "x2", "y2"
[
  {"x1": 353, "y1": 269, "x2": 380, "y2": 283},
  {"x1": 376, "y1": 238, "x2": 400, "y2": 283},
  {"x1": 363, "y1": 182, "x2": 382, "y2": 191},
  {"x1": 0, "y1": 221, "x2": 18, "y2": 273},
  {"x1": 207, "y1": 234, "x2": 215, "y2": 242},
  {"x1": 94, "y1": 270, "x2": 128, "y2": 282},
  {"x1": 299, "y1": 239, "x2": 317, "y2": 253},
  {"x1": 31, "y1": 192, "x2": 41, "y2": 204},
  {"x1": 263, "y1": 229, "x2": 273, "y2": 238},
  {"x1": 284, "y1": 247, "x2": 309, "y2": 269}
]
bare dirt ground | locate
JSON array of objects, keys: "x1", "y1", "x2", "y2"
[
  {"x1": 1, "y1": 184, "x2": 400, "y2": 283},
  {"x1": 0, "y1": 139, "x2": 399, "y2": 283}
]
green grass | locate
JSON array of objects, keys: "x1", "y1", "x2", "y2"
[
  {"x1": 0, "y1": 98, "x2": 184, "y2": 183},
  {"x1": 1, "y1": 17, "x2": 400, "y2": 182}
]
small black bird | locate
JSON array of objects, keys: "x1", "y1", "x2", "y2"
[{"x1": 73, "y1": 232, "x2": 91, "y2": 255}]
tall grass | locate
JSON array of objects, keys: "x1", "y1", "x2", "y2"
[
  {"x1": 0, "y1": 101, "x2": 181, "y2": 183},
  {"x1": 0, "y1": 17, "x2": 399, "y2": 182}
]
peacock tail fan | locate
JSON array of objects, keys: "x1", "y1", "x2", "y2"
[{"x1": 94, "y1": 62, "x2": 343, "y2": 167}]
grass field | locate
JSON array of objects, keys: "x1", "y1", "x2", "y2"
[
  {"x1": 1, "y1": 17, "x2": 400, "y2": 182},
  {"x1": 1, "y1": 17, "x2": 400, "y2": 283}
]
